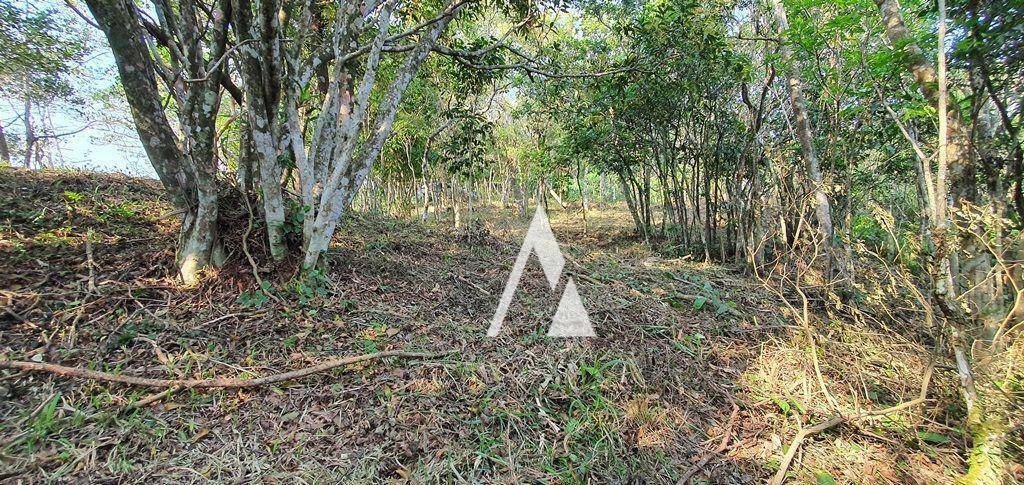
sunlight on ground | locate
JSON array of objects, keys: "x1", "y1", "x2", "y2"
[{"x1": 0, "y1": 170, "x2": 984, "y2": 482}]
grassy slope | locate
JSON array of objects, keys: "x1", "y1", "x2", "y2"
[{"x1": 0, "y1": 168, "x2": 971, "y2": 483}]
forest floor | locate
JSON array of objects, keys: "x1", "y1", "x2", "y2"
[{"x1": 0, "y1": 167, "x2": 984, "y2": 483}]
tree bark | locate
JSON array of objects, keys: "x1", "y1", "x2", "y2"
[
  {"x1": 86, "y1": 0, "x2": 226, "y2": 284},
  {"x1": 875, "y1": 0, "x2": 974, "y2": 204},
  {"x1": 877, "y1": 0, "x2": 1007, "y2": 479},
  {"x1": 22, "y1": 91, "x2": 34, "y2": 168},
  {"x1": 769, "y1": 0, "x2": 845, "y2": 279},
  {"x1": 232, "y1": 0, "x2": 287, "y2": 261},
  {"x1": 0, "y1": 121, "x2": 10, "y2": 165},
  {"x1": 301, "y1": 3, "x2": 462, "y2": 269},
  {"x1": 84, "y1": 0, "x2": 193, "y2": 210}
]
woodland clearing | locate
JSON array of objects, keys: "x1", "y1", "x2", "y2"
[{"x1": 0, "y1": 168, "x2": 990, "y2": 483}]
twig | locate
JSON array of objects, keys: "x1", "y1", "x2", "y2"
[
  {"x1": 768, "y1": 325, "x2": 936, "y2": 484},
  {"x1": 752, "y1": 265, "x2": 839, "y2": 411},
  {"x1": 3, "y1": 306, "x2": 31, "y2": 325},
  {"x1": 85, "y1": 229, "x2": 97, "y2": 294},
  {"x1": 677, "y1": 398, "x2": 740, "y2": 484},
  {"x1": 241, "y1": 193, "x2": 263, "y2": 287},
  {"x1": 768, "y1": 415, "x2": 846, "y2": 485},
  {"x1": 0, "y1": 350, "x2": 439, "y2": 389},
  {"x1": 128, "y1": 387, "x2": 180, "y2": 410},
  {"x1": 13, "y1": 393, "x2": 58, "y2": 427},
  {"x1": 199, "y1": 312, "x2": 247, "y2": 328},
  {"x1": 63, "y1": 0, "x2": 100, "y2": 28},
  {"x1": 454, "y1": 273, "x2": 491, "y2": 296},
  {"x1": 768, "y1": 393, "x2": 932, "y2": 485},
  {"x1": 183, "y1": 39, "x2": 258, "y2": 82},
  {"x1": 241, "y1": 193, "x2": 283, "y2": 305}
]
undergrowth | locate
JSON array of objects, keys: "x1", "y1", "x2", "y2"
[{"x1": 0, "y1": 168, "x2": 996, "y2": 482}]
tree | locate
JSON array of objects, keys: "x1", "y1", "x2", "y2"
[
  {"x1": 0, "y1": 0, "x2": 88, "y2": 167},
  {"x1": 768, "y1": 0, "x2": 844, "y2": 279},
  {"x1": 85, "y1": 0, "x2": 232, "y2": 284},
  {"x1": 85, "y1": 0, "x2": 542, "y2": 278},
  {"x1": 872, "y1": 0, "x2": 1019, "y2": 479},
  {"x1": 232, "y1": 0, "x2": 474, "y2": 269}
]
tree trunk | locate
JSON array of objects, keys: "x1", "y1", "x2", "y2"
[
  {"x1": 770, "y1": 0, "x2": 845, "y2": 280},
  {"x1": 22, "y1": 93, "x2": 34, "y2": 168},
  {"x1": 85, "y1": 0, "x2": 193, "y2": 209},
  {"x1": 177, "y1": 83, "x2": 224, "y2": 281},
  {"x1": 236, "y1": 117, "x2": 255, "y2": 196},
  {"x1": 577, "y1": 159, "x2": 588, "y2": 232},
  {"x1": 421, "y1": 163, "x2": 432, "y2": 220},
  {"x1": 618, "y1": 170, "x2": 644, "y2": 240},
  {"x1": 86, "y1": 0, "x2": 227, "y2": 284},
  {"x1": 233, "y1": 0, "x2": 287, "y2": 262},
  {"x1": 300, "y1": 5, "x2": 461, "y2": 269},
  {"x1": 875, "y1": 0, "x2": 974, "y2": 203},
  {"x1": 0, "y1": 121, "x2": 10, "y2": 165},
  {"x1": 517, "y1": 175, "x2": 528, "y2": 218},
  {"x1": 879, "y1": 0, "x2": 1008, "y2": 479},
  {"x1": 874, "y1": 0, "x2": 996, "y2": 313}
]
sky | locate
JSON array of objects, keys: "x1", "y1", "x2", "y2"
[{"x1": 1, "y1": 0, "x2": 154, "y2": 178}]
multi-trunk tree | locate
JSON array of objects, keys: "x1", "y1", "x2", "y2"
[
  {"x1": 86, "y1": 0, "x2": 230, "y2": 282},
  {"x1": 84, "y1": 0, "x2": 535, "y2": 281},
  {"x1": 874, "y1": 0, "x2": 1017, "y2": 478},
  {"x1": 230, "y1": 0, "x2": 470, "y2": 269}
]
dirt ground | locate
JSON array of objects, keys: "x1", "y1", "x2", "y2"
[{"x1": 0, "y1": 168, "x2": 978, "y2": 482}]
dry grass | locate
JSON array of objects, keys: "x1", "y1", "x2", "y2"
[{"x1": 0, "y1": 168, "x2": 988, "y2": 482}]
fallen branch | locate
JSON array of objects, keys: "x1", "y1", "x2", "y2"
[
  {"x1": 768, "y1": 415, "x2": 846, "y2": 485},
  {"x1": 770, "y1": 343, "x2": 937, "y2": 482},
  {"x1": 0, "y1": 350, "x2": 438, "y2": 389},
  {"x1": 768, "y1": 388, "x2": 932, "y2": 484}
]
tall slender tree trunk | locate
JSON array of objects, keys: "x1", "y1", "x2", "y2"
[
  {"x1": 873, "y1": 0, "x2": 995, "y2": 310},
  {"x1": 421, "y1": 162, "x2": 432, "y2": 220},
  {"x1": 300, "y1": 4, "x2": 460, "y2": 269},
  {"x1": 233, "y1": 0, "x2": 287, "y2": 262},
  {"x1": 23, "y1": 93, "x2": 34, "y2": 168},
  {"x1": 0, "y1": 122, "x2": 10, "y2": 165},
  {"x1": 517, "y1": 175, "x2": 528, "y2": 218},
  {"x1": 769, "y1": 0, "x2": 845, "y2": 280},
  {"x1": 876, "y1": 0, "x2": 1007, "y2": 480},
  {"x1": 237, "y1": 117, "x2": 255, "y2": 196},
  {"x1": 619, "y1": 171, "x2": 643, "y2": 237},
  {"x1": 576, "y1": 160, "x2": 587, "y2": 232}
]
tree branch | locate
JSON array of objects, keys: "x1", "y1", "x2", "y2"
[{"x1": 0, "y1": 350, "x2": 440, "y2": 389}]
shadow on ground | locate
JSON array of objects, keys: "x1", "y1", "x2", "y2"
[{"x1": 0, "y1": 169, "x2": 965, "y2": 483}]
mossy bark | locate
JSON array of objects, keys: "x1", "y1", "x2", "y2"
[{"x1": 958, "y1": 402, "x2": 1007, "y2": 484}]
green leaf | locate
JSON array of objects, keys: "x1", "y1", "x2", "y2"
[
  {"x1": 791, "y1": 399, "x2": 806, "y2": 415},
  {"x1": 692, "y1": 296, "x2": 707, "y2": 310},
  {"x1": 917, "y1": 431, "x2": 950, "y2": 445},
  {"x1": 772, "y1": 397, "x2": 790, "y2": 415},
  {"x1": 815, "y1": 471, "x2": 836, "y2": 485}
]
